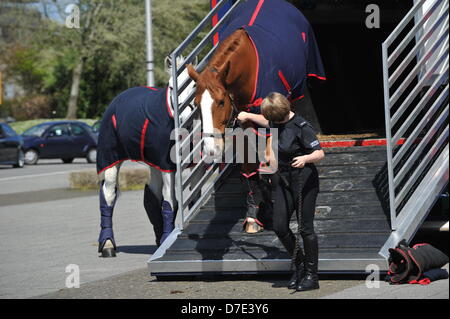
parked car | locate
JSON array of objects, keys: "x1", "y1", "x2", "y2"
[
  {"x1": 91, "y1": 120, "x2": 101, "y2": 135},
  {"x1": 0, "y1": 122, "x2": 24, "y2": 168},
  {"x1": 21, "y1": 121, "x2": 98, "y2": 165}
]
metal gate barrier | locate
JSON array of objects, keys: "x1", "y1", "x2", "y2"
[
  {"x1": 169, "y1": 0, "x2": 244, "y2": 232},
  {"x1": 380, "y1": 0, "x2": 449, "y2": 257}
]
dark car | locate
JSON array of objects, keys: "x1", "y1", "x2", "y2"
[
  {"x1": 91, "y1": 120, "x2": 101, "y2": 135},
  {"x1": 0, "y1": 122, "x2": 24, "y2": 168},
  {"x1": 22, "y1": 121, "x2": 98, "y2": 165}
]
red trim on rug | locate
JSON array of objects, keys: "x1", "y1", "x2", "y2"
[
  {"x1": 307, "y1": 73, "x2": 327, "y2": 81},
  {"x1": 97, "y1": 159, "x2": 128, "y2": 175},
  {"x1": 243, "y1": 217, "x2": 264, "y2": 227},
  {"x1": 132, "y1": 159, "x2": 175, "y2": 173},
  {"x1": 98, "y1": 158, "x2": 175, "y2": 175},
  {"x1": 244, "y1": 98, "x2": 263, "y2": 110},
  {"x1": 320, "y1": 138, "x2": 406, "y2": 148},
  {"x1": 248, "y1": 0, "x2": 265, "y2": 26},
  {"x1": 252, "y1": 128, "x2": 271, "y2": 137},
  {"x1": 290, "y1": 95, "x2": 305, "y2": 103},
  {"x1": 257, "y1": 162, "x2": 275, "y2": 174},
  {"x1": 140, "y1": 119, "x2": 150, "y2": 161},
  {"x1": 410, "y1": 278, "x2": 431, "y2": 285},
  {"x1": 111, "y1": 114, "x2": 117, "y2": 129},
  {"x1": 413, "y1": 243, "x2": 428, "y2": 249},
  {"x1": 166, "y1": 87, "x2": 173, "y2": 118},
  {"x1": 241, "y1": 171, "x2": 258, "y2": 178},
  {"x1": 278, "y1": 70, "x2": 291, "y2": 93}
]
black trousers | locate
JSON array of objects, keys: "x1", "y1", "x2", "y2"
[{"x1": 272, "y1": 165, "x2": 319, "y2": 256}]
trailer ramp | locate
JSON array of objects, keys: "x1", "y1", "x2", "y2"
[
  {"x1": 148, "y1": 0, "x2": 448, "y2": 277},
  {"x1": 149, "y1": 145, "x2": 390, "y2": 276}
]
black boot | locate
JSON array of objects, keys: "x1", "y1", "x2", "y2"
[
  {"x1": 296, "y1": 234, "x2": 319, "y2": 292},
  {"x1": 277, "y1": 232, "x2": 305, "y2": 289},
  {"x1": 288, "y1": 259, "x2": 305, "y2": 290}
]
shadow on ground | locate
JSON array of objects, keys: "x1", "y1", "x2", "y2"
[{"x1": 117, "y1": 245, "x2": 158, "y2": 255}]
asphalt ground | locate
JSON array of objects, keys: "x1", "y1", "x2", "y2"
[
  {"x1": 0, "y1": 159, "x2": 448, "y2": 300},
  {"x1": 35, "y1": 264, "x2": 449, "y2": 300}
]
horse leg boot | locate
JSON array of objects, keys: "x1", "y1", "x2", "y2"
[
  {"x1": 98, "y1": 181, "x2": 117, "y2": 257},
  {"x1": 242, "y1": 175, "x2": 264, "y2": 233},
  {"x1": 160, "y1": 200, "x2": 175, "y2": 244},
  {"x1": 160, "y1": 171, "x2": 177, "y2": 245},
  {"x1": 143, "y1": 184, "x2": 163, "y2": 246},
  {"x1": 296, "y1": 233, "x2": 319, "y2": 291}
]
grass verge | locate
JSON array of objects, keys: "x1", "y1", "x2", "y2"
[
  {"x1": 9, "y1": 118, "x2": 98, "y2": 134},
  {"x1": 69, "y1": 168, "x2": 148, "y2": 191}
]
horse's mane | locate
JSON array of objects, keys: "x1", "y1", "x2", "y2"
[{"x1": 208, "y1": 29, "x2": 246, "y2": 73}]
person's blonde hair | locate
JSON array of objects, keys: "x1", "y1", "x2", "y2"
[{"x1": 261, "y1": 92, "x2": 291, "y2": 123}]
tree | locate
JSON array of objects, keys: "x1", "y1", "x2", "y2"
[
  {"x1": 41, "y1": 0, "x2": 210, "y2": 119},
  {"x1": 1, "y1": 0, "x2": 210, "y2": 119},
  {"x1": 38, "y1": 0, "x2": 125, "y2": 119}
]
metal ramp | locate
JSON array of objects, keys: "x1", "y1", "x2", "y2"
[
  {"x1": 148, "y1": 0, "x2": 449, "y2": 276},
  {"x1": 150, "y1": 145, "x2": 390, "y2": 276}
]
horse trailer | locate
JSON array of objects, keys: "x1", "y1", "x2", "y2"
[{"x1": 148, "y1": 0, "x2": 448, "y2": 277}]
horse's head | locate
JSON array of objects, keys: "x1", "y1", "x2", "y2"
[{"x1": 186, "y1": 63, "x2": 233, "y2": 157}]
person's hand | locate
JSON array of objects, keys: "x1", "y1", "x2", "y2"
[
  {"x1": 237, "y1": 111, "x2": 250, "y2": 123},
  {"x1": 291, "y1": 156, "x2": 307, "y2": 168}
]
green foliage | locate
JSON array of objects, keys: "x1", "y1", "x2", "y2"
[
  {"x1": 2, "y1": 46, "x2": 46, "y2": 93},
  {"x1": 1, "y1": 0, "x2": 210, "y2": 119},
  {"x1": 9, "y1": 118, "x2": 97, "y2": 134},
  {"x1": 152, "y1": 0, "x2": 211, "y2": 85},
  {"x1": 9, "y1": 94, "x2": 52, "y2": 120}
]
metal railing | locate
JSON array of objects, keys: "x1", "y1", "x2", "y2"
[
  {"x1": 170, "y1": 0, "x2": 244, "y2": 230},
  {"x1": 380, "y1": 0, "x2": 448, "y2": 257}
]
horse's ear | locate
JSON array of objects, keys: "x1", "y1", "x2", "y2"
[
  {"x1": 186, "y1": 64, "x2": 199, "y2": 82},
  {"x1": 193, "y1": 56, "x2": 199, "y2": 67},
  {"x1": 164, "y1": 56, "x2": 172, "y2": 74}
]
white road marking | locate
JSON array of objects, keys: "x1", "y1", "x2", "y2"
[{"x1": 0, "y1": 170, "x2": 85, "y2": 182}]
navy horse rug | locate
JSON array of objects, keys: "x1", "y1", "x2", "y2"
[
  {"x1": 218, "y1": 0, "x2": 326, "y2": 110},
  {"x1": 97, "y1": 86, "x2": 175, "y2": 174}
]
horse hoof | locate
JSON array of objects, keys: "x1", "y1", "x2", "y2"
[
  {"x1": 100, "y1": 239, "x2": 116, "y2": 257},
  {"x1": 245, "y1": 218, "x2": 263, "y2": 234},
  {"x1": 101, "y1": 248, "x2": 116, "y2": 258}
]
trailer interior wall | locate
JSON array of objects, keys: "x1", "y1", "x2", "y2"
[{"x1": 293, "y1": 0, "x2": 414, "y2": 134}]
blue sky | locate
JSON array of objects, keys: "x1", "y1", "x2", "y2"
[{"x1": 29, "y1": 0, "x2": 73, "y2": 23}]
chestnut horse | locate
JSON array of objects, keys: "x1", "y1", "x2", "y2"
[
  {"x1": 186, "y1": 0, "x2": 326, "y2": 233},
  {"x1": 187, "y1": 29, "x2": 271, "y2": 233}
]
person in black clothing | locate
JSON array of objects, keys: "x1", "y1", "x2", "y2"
[{"x1": 237, "y1": 92, "x2": 325, "y2": 291}]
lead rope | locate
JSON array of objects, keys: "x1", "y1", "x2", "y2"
[{"x1": 290, "y1": 168, "x2": 304, "y2": 272}]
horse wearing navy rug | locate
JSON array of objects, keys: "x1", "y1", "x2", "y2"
[
  {"x1": 96, "y1": 57, "x2": 195, "y2": 257},
  {"x1": 187, "y1": 0, "x2": 326, "y2": 233}
]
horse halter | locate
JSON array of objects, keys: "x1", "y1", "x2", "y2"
[
  {"x1": 226, "y1": 93, "x2": 241, "y2": 130},
  {"x1": 201, "y1": 94, "x2": 240, "y2": 139}
]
